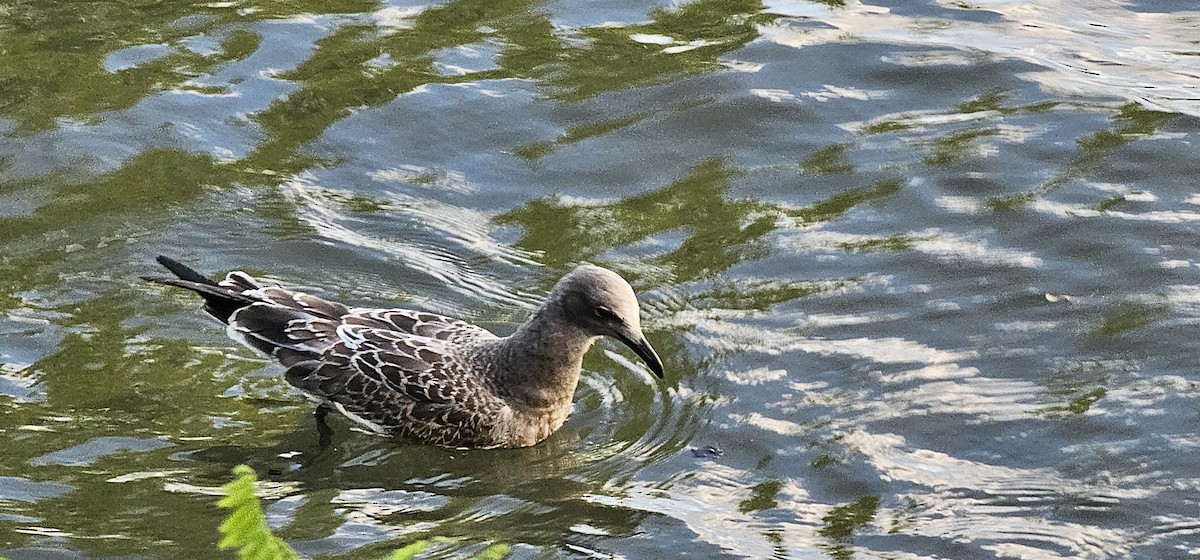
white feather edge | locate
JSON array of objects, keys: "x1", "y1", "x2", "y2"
[
  {"x1": 333, "y1": 402, "x2": 389, "y2": 434},
  {"x1": 224, "y1": 306, "x2": 266, "y2": 355}
]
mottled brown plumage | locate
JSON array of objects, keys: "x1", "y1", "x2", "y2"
[{"x1": 143, "y1": 256, "x2": 663, "y2": 448}]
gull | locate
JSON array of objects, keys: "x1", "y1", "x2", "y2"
[{"x1": 143, "y1": 256, "x2": 664, "y2": 448}]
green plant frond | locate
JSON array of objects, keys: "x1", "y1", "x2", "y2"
[
  {"x1": 214, "y1": 464, "x2": 509, "y2": 560},
  {"x1": 216, "y1": 465, "x2": 300, "y2": 560}
]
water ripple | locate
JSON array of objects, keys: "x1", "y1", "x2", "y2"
[
  {"x1": 762, "y1": 0, "x2": 1200, "y2": 116},
  {"x1": 281, "y1": 176, "x2": 541, "y2": 309},
  {"x1": 842, "y1": 430, "x2": 1136, "y2": 557}
]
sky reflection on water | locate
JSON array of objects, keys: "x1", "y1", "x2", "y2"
[{"x1": 2, "y1": 0, "x2": 1200, "y2": 559}]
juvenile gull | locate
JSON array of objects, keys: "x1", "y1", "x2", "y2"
[{"x1": 142, "y1": 256, "x2": 664, "y2": 448}]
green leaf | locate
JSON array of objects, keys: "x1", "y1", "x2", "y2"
[
  {"x1": 216, "y1": 465, "x2": 300, "y2": 560},
  {"x1": 214, "y1": 464, "x2": 509, "y2": 560}
]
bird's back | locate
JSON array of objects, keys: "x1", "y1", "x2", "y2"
[{"x1": 222, "y1": 276, "x2": 517, "y2": 445}]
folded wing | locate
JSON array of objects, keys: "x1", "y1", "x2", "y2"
[{"x1": 283, "y1": 325, "x2": 506, "y2": 446}]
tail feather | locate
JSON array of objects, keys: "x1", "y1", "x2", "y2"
[{"x1": 144, "y1": 256, "x2": 256, "y2": 323}]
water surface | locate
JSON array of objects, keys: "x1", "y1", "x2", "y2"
[{"x1": 2, "y1": 0, "x2": 1200, "y2": 558}]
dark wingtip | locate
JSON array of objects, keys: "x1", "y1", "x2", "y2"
[
  {"x1": 154, "y1": 255, "x2": 183, "y2": 271},
  {"x1": 153, "y1": 255, "x2": 218, "y2": 286},
  {"x1": 141, "y1": 265, "x2": 255, "y2": 324}
]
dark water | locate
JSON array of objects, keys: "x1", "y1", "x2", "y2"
[{"x1": 2, "y1": 0, "x2": 1200, "y2": 558}]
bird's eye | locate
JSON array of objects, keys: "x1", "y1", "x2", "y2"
[{"x1": 594, "y1": 305, "x2": 618, "y2": 321}]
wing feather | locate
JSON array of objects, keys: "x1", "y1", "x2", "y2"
[
  {"x1": 207, "y1": 273, "x2": 503, "y2": 445},
  {"x1": 343, "y1": 308, "x2": 496, "y2": 343},
  {"x1": 282, "y1": 324, "x2": 502, "y2": 445}
]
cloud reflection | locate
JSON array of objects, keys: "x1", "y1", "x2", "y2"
[{"x1": 760, "y1": 0, "x2": 1200, "y2": 116}]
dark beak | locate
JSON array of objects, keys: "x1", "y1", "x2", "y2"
[{"x1": 617, "y1": 331, "x2": 664, "y2": 379}]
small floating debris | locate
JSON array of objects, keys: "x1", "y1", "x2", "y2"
[
  {"x1": 1045, "y1": 293, "x2": 1075, "y2": 304},
  {"x1": 691, "y1": 445, "x2": 724, "y2": 460}
]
